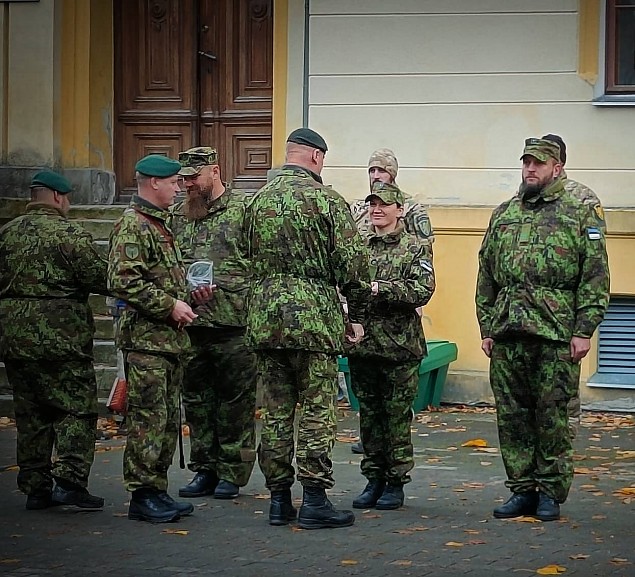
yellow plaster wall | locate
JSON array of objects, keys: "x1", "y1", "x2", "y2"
[
  {"x1": 60, "y1": 0, "x2": 113, "y2": 170},
  {"x1": 272, "y1": 0, "x2": 288, "y2": 167}
]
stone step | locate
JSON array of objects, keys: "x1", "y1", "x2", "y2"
[
  {"x1": 75, "y1": 218, "x2": 116, "y2": 241},
  {"x1": 94, "y1": 340, "x2": 117, "y2": 365},
  {"x1": 95, "y1": 315, "x2": 115, "y2": 340},
  {"x1": 90, "y1": 294, "x2": 110, "y2": 316}
]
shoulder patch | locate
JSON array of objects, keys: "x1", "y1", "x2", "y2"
[
  {"x1": 587, "y1": 227, "x2": 602, "y2": 241},
  {"x1": 594, "y1": 205, "x2": 605, "y2": 222},
  {"x1": 124, "y1": 243, "x2": 140, "y2": 259}
]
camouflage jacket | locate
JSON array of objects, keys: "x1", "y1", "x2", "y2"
[
  {"x1": 169, "y1": 187, "x2": 251, "y2": 329},
  {"x1": 0, "y1": 203, "x2": 108, "y2": 360},
  {"x1": 351, "y1": 193, "x2": 434, "y2": 244},
  {"x1": 561, "y1": 170, "x2": 606, "y2": 233},
  {"x1": 348, "y1": 223, "x2": 435, "y2": 362},
  {"x1": 108, "y1": 195, "x2": 189, "y2": 356},
  {"x1": 244, "y1": 164, "x2": 370, "y2": 352},
  {"x1": 476, "y1": 178, "x2": 609, "y2": 343}
]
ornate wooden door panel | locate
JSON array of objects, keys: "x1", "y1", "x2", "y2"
[
  {"x1": 114, "y1": 0, "x2": 273, "y2": 198},
  {"x1": 199, "y1": 0, "x2": 273, "y2": 191}
]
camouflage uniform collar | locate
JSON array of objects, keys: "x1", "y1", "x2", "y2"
[
  {"x1": 522, "y1": 178, "x2": 565, "y2": 205},
  {"x1": 368, "y1": 221, "x2": 405, "y2": 244},
  {"x1": 25, "y1": 202, "x2": 67, "y2": 218},
  {"x1": 130, "y1": 194, "x2": 168, "y2": 220},
  {"x1": 282, "y1": 164, "x2": 324, "y2": 185},
  {"x1": 206, "y1": 184, "x2": 232, "y2": 214}
]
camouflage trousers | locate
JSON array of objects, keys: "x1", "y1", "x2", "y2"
[
  {"x1": 182, "y1": 327, "x2": 257, "y2": 486},
  {"x1": 123, "y1": 351, "x2": 181, "y2": 492},
  {"x1": 257, "y1": 350, "x2": 338, "y2": 491},
  {"x1": 5, "y1": 359, "x2": 98, "y2": 496},
  {"x1": 490, "y1": 338, "x2": 580, "y2": 503},
  {"x1": 349, "y1": 357, "x2": 419, "y2": 485}
]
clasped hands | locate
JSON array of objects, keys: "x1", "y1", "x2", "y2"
[{"x1": 169, "y1": 284, "x2": 217, "y2": 329}]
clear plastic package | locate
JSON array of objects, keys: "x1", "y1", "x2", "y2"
[{"x1": 187, "y1": 260, "x2": 214, "y2": 290}]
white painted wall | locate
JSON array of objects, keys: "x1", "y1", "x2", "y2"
[{"x1": 289, "y1": 0, "x2": 635, "y2": 207}]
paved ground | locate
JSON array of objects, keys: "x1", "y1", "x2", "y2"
[{"x1": 0, "y1": 406, "x2": 633, "y2": 577}]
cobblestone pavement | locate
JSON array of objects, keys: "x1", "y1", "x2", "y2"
[{"x1": 0, "y1": 407, "x2": 633, "y2": 577}]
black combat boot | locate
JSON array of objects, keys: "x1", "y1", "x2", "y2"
[
  {"x1": 351, "y1": 441, "x2": 364, "y2": 455},
  {"x1": 493, "y1": 491, "x2": 538, "y2": 519},
  {"x1": 535, "y1": 491, "x2": 560, "y2": 521},
  {"x1": 375, "y1": 484, "x2": 405, "y2": 510},
  {"x1": 178, "y1": 471, "x2": 218, "y2": 498},
  {"x1": 51, "y1": 481, "x2": 104, "y2": 509},
  {"x1": 128, "y1": 488, "x2": 180, "y2": 523},
  {"x1": 269, "y1": 489, "x2": 297, "y2": 526},
  {"x1": 298, "y1": 486, "x2": 355, "y2": 529},
  {"x1": 352, "y1": 480, "x2": 386, "y2": 509},
  {"x1": 26, "y1": 492, "x2": 59, "y2": 510},
  {"x1": 214, "y1": 480, "x2": 239, "y2": 499},
  {"x1": 157, "y1": 492, "x2": 194, "y2": 516}
]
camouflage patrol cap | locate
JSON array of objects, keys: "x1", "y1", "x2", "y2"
[
  {"x1": 368, "y1": 148, "x2": 398, "y2": 180},
  {"x1": 520, "y1": 138, "x2": 562, "y2": 163},
  {"x1": 135, "y1": 154, "x2": 181, "y2": 178},
  {"x1": 365, "y1": 181, "x2": 405, "y2": 206},
  {"x1": 30, "y1": 170, "x2": 73, "y2": 194},
  {"x1": 178, "y1": 147, "x2": 220, "y2": 176}
]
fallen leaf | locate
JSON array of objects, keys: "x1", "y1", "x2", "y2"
[
  {"x1": 610, "y1": 558, "x2": 630, "y2": 565},
  {"x1": 463, "y1": 482, "x2": 485, "y2": 489},
  {"x1": 461, "y1": 439, "x2": 488, "y2": 448},
  {"x1": 616, "y1": 450, "x2": 635, "y2": 459},
  {"x1": 390, "y1": 560, "x2": 413, "y2": 566},
  {"x1": 614, "y1": 487, "x2": 635, "y2": 496},
  {"x1": 480, "y1": 461, "x2": 493, "y2": 466},
  {"x1": 508, "y1": 516, "x2": 541, "y2": 523},
  {"x1": 340, "y1": 560, "x2": 358, "y2": 566},
  {"x1": 161, "y1": 529, "x2": 189, "y2": 536},
  {"x1": 468, "y1": 539, "x2": 487, "y2": 545},
  {"x1": 569, "y1": 554, "x2": 590, "y2": 560},
  {"x1": 475, "y1": 447, "x2": 499, "y2": 454},
  {"x1": 464, "y1": 529, "x2": 480, "y2": 534},
  {"x1": 2, "y1": 465, "x2": 19, "y2": 472},
  {"x1": 591, "y1": 515, "x2": 606, "y2": 520},
  {"x1": 536, "y1": 564, "x2": 567, "y2": 575},
  {"x1": 0, "y1": 559, "x2": 20, "y2": 564},
  {"x1": 445, "y1": 541, "x2": 464, "y2": 547}
]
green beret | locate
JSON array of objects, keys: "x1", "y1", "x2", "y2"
[
  {"x1": 286, "y1": 127, "x2": 328, "y2": 153},
  {"x1": 30, "y1": 170, "x2": 73, "y2": 194},
  {"x1": 135, "y1": 154, "x2": 182, "y2": 178},
  {"x1": 365, "y1": 181, "x2": 405, "y2": 206},
  {"x1": 520, "y1": 138, "x2": 562, "y2": 163},
  {"x1": 178, "y1": 146, "x2": 219, "y2": 176}
]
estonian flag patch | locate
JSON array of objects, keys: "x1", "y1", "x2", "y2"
[{"x1": 587, "y1": 227, "x2": 602, "y2": 240}]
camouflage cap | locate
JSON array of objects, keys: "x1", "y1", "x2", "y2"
[
  {"x1": 365, "y1": 181, "x2": 405, "y2": 206},
  {"x1": 520, "y1": 138, "x2": 562, "y2": 163},
  {"x1": 368, "y1": 148, "x2": 398, "y2": 180},
  {"x1": 135, "y1": 154, "x2": 182, "y2": 178},
  {"x1": 30, "y1": 170, "x2": 73, "y2": 194},
  {"x1": 178, "y1": 146, "x2": 219, "y2": 176}
]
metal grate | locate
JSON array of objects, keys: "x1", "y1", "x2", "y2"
[{"x1": 598, "y1": 298, "x2": 635, "y2": 376}]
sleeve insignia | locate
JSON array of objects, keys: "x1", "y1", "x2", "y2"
[
  {"x1": 124, "y1": 243, "x2": 140, "y2": 259},
  {"x1": 586, "y1": 227, "x2": 602, "y2": 240},
  {"x1": 594, "y1": 205, "x2": 605, "y2": 222}
]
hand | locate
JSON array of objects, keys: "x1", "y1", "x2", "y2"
[
  {"x1": 191, "y1": 284, "x2": 216, "y2": 305},
  {"x1": 346, "y1": 322, "x2": 365, "y2": 344},
  {"x1": 169, "y1": 299, "x2": 198, "y2": 328},
  {"x1": 370, "y1": 281, "x2": 379, "y2": 296},
  {"x1": 570, "y1": 336, "x2": 591, "y2": 363},
  {"x1": 481, "y1": 338, "x2": 494, "y2": 358}
]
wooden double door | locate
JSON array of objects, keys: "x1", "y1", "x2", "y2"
[{"x1": 114, "y1": 0, "x2": 273, "y2": 199}]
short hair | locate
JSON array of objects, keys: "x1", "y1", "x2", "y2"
[{"x1": 542, "y1": 134, "x2": 567, "y2": 165}]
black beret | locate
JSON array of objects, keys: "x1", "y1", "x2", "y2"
[
  {"x1": 286, "y1": 128, "x2": 328, "y2": 153},
  {"x1": 135, "y1": 154, "x2": 182, "y2": 178},
  {"x1": 30, "y1": 170, "x2": 73, "y2": 194}
]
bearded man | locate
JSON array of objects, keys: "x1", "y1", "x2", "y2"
[
  {"x1": 476, "y1": 138, "x2": 609, "y2": 522},
  {"x1": 169, "y1": 147, "x2": 257, "y2": 501}
]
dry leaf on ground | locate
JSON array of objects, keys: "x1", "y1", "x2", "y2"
[
  {"x1": 340, "y1": 560, "x2": 358, "y2": 566},
  {"x1": 161, "y1": 529, "x2": 189, "y2": 536},
  {"x1": 390, "y1": 560, "x2": 413, "y2": 567},
  {"x1": 445, "y1": 541, "x2": 464, "y2": 547},
  {"x1": 536, "y1": 564, "x2": 567, "y2": 575},
  {"x1": 569, "y1": 554, "x2": 590, "y2": 560},
  {"x1": 461, "y1": 439, "x2": 488, "y2": 448},
  {"x1": 610, "y1": 558, "x2": 631, "y2": 565},
  {"x1": 508, "y1": 516, "x2": 541, "y2": 523}
]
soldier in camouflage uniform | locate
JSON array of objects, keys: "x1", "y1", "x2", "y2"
[
  {"x1": 108, "y1": 155, "x2": 213, "y2": 524},
  {"x1": 476, "y1": 138, "x2": 609, "y2": 522},
  {"x1": 347, "y1": 182, "x2": 435, "y2": 511},
  {"x1": 349, "y1": 148, "x2": 434, "y2": 455},
  {"x1": 245, "y1": 128, "x2": 370, "y2": 529},
  {"x1": 0, "y1": 170, "x2": 107, "y2": 510},
  {"x1": 542, "y1": 134, "x2": 606, "y2": 438},
  {"x1": 350, "y1": 148, "x2": 434, "y2": 243},
  {"x1": 169, "y1": 147, "x2": 257, "y2": 501}
]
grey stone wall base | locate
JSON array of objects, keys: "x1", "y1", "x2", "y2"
[{"x1": 0, "y1": 166, "x2": 116, "y2": 204}]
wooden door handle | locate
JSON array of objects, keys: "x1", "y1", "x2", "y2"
[{"x1": 198, "y1": 50, "x2": 217, "y2": 61}]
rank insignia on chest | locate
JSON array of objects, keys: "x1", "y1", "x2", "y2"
[
  {"x1": 518, "y1": 223, "x2": 532, "y2": 244},
  {"x1": 124, "y1": 243, "x2": 140, "y2": 259},
  {"x1": 587, "y1": 227, "x2": 602, "y2": 240}
]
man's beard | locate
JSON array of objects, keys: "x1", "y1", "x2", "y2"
[
  {"x1": 519, "y1": 177, "x2": 551, "y2": 201},
  {"x1": 184, "y1": 186, "x2": 212, "y2": 220}
]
